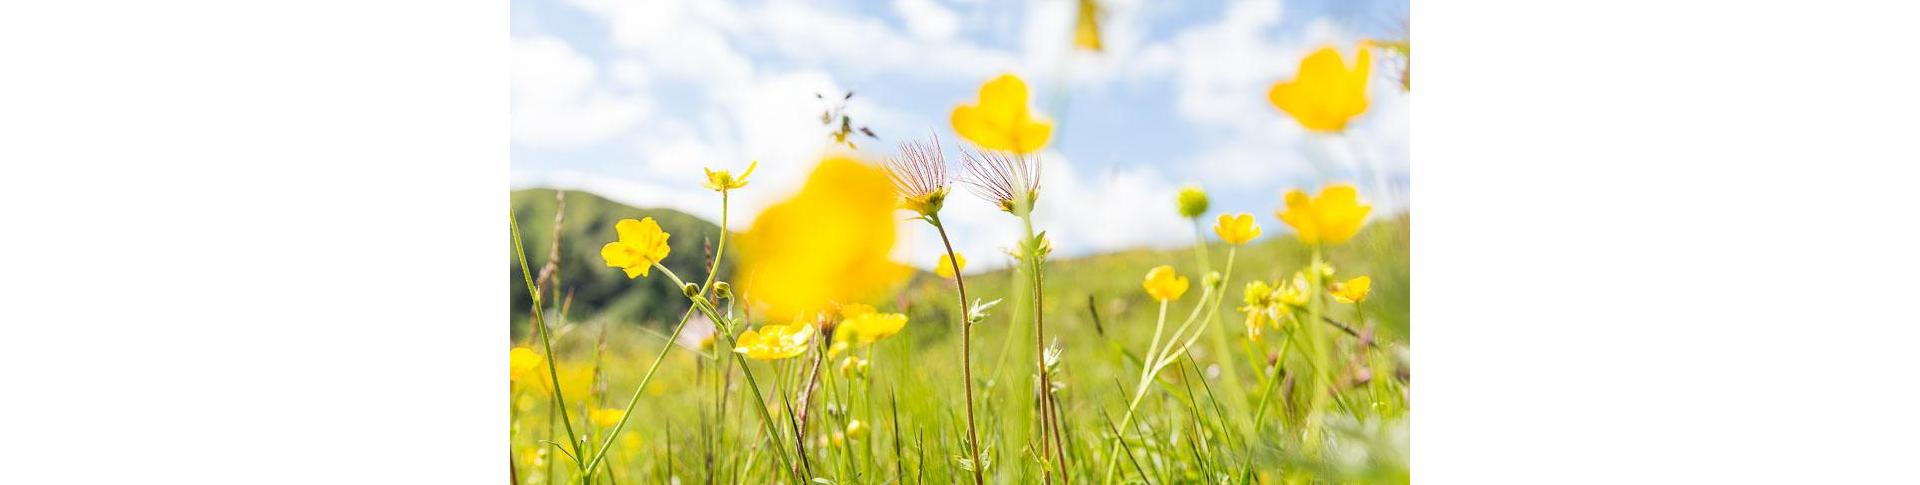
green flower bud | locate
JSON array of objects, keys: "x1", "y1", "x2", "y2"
[{"x1": 1176, "y1": 186, "x2": 1209, "y2": 219}]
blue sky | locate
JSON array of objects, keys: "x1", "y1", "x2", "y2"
[{"x1": 511, "y1": 0, "x2": 1409, "y2": 270}]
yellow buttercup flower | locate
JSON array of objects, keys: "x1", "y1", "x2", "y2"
[
  {"x1": 1277, "y1": 184, "x2": 1371, "y2": 245},
  {"x1": 935, "y1": 252, "x2": 966, "y2": 279},
  {"x1": 1268, "y1": 44, "x2": 1371, "y2": 132},
  {"x1": 1238, "y1": 280, "x2": 1278, "y2": 338},
  {"x1": 839, "y1": 303, "x2": 908, "y2": 344},
  {"x1": 601, "y1": 217, "x2": 672, "y2": 278},
  {"x1": 1330, "y1": 275, "x2": 1372, "y2": 304},
  {"x1": 950, "y1": 74, "x2": 1052, "y2": 153},
  {"x1": 1213, "y1": 213, "x2": 1261, "y2": 245},
  {"x1": 733, "y1": 321, "x2": 816, "y2": 360},
  {"x1": 1176, "y1": 186, "x2": 1209, "y2": 219},
  {"x1": 1074, "y1": 0, "x2": 1103, "y2": 52},
  {"x1": 703, "y1": 160, "x2": 757, "y2": 192},
  {"x1": 1278, "y1": 272, "x2": 1310, "y2": 308},
  {"x1": 509, "y1": 346, "x2": 543, "y2": 382},
  {"x1": 1142, "y1": 265, "x2": 1189, "y2": 302},
  {"x1": 590, "y1": 408, "x2": 623, "y2": 428},
  {"x1": 738, "y1": 157, "x2": 912, "y2": 319}
]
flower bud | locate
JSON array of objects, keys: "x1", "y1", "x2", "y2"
[
  {"x1": 713, "y1": 281, "x2": 732, "y2": 298},
  {"x1": 1203, "y1": 271, "x2": 1224, "y2": 289},
  {"x1": 1176, "y1": 186, "x2": 1209, "y2": 219},
  {"x1": 682, "y1": 283, "x2": 701, "y2": 298}
]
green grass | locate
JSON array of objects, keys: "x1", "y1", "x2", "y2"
[{"x1": 510, "y1": 191, "x2": 1409, "y2": 484}]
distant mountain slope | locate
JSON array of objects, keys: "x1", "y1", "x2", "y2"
[{"x1": 510, "y1": 188, "x2": 736, "y2": 331}]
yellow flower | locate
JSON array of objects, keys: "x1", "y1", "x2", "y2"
[
  {"x1": 1278, "y1": 272, "x2": 1311, "y2": 308},
  {"x1": 1268, "y1": 44, "x2": 1371, "y2": 133},
  {"x1": 1074, "y1": 0, "x2": 1103, "y2": 52},
  {"x1": 845, "y1": 419, "x2": 868, "y2": 440},
  {"x1": 1176, "y1": 186, "x2": 1209, "y2": 219},
  {"x1": 1276, "y1": 184, "x2": 1371, "y2": 245},
  {"x1": 590, "y1": 408, "x2": 623, "y2": 428},
  {"x1": 935, "y1": 252, "x2": 966, "y2": 279},
  {"x1": 601, "y1": 217, "x2": 672, "y2": 278},
  {"x1": 1142, "y1": 265, "x2": 1189, "y2": 302},
  {"x1": 1213, "y1": 213, "x2": 1261, "y2": 245},
  {"x1": 509, "y1": 346, "x2": 543, "y2": 383},
  {"x1": 738, "y1": 157, "x2": 912, "y2": 319},
  {"x1": 839, "y1": 303, "x2": 908, "y2": 344},
  {"x1": 733, "y1": 321, "x2": 816, "y2": 360},
  {"x1": 1238, "y1": 280, "x2": 1277, "y2": 338},
  {"x1": 1330, "y1": 275, "x2": 1372, "y2": 304},
  {"x1": 703, "y1": 160, "x2": 757, "y2": 192},
  {"x1": 950, "y1": 74, "x2": 1052, "y2": 153}
]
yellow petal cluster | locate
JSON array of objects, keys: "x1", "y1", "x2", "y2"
[
  {"x1": 509, "y1": 346, "x2": 543, "y2": 382},
  {"x1": 1213, "y1": 213, "x2": 1262, "y2": 245},
  {"x1": 1142, "y1": 265, "x2": 1189, "y2": 302},
  {"x1": 703, "y1": 160, "x2": 757, "y2": 192},
  {"x1": 590, "y1": 408, "x2": 624, "y2": 428},
  {"x1": 935, "y1": 252, "x2": 967, "y2": 279},
  {"x1": 951, "y1": 74, "x2": 1052, "y2": 153},
  {"x1": 600, "y1": 217, "x2": 672, "y2": 278},
  {"x1": 1330, "y1": 275, "x2": 1373, "y2": 304},
  {"x1": 1238, "y1": 280, "x2": 1277, "y2": 338},
  {"x1": 738, "y1": 157, "x2": 912, "y2": 319},
  {"x1": 838, "y1": 303, "x2": 908, "y2": 344},
  {"x1": 1267, "y1": 45, "x2": 1371, "y2": 133},
  {"x1": 1277, "y1": 184, "x2": 1371, "y2": 245},
  {"x1": 733, "y1": 321, "x2": 816, "y2": 360}
]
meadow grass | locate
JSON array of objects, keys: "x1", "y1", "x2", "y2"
[{"x1": 509, "y1": 210, "x2": 1408, "y2": 484}]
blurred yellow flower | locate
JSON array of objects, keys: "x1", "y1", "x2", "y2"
[
  {"x1": 1330, "y1": 275, "x2": 1372, "y2": 304},
  {"x1": 935, "y1": 252, "x2": 966, "y2": 279},
  {"x1": 1176, "y1": 186, "x2": 1209, "y2": 219},
  {"x1": 840, "y1": 303, "x2": 908, "y2": 344},
  {"x1": 846, "y1": 419, "x2": 869, "y2": 440},
  {"x1": 951, "y1": 74, "x2": 1052, "y2": 153},
  {"x1": 509, "y1": 346, "x2": 543, "y2": 382},
  {"x1": 1279, "y1": 272, "x2": 1311, "y2": 308},
  {"x1": 738, "y1": 157, "x2": 912, "y2": 319},
  {"x1": 1142, "y1": 265, "x2": 1189, "y2": 302},
  {"x1": 1277, "y1": 184, "x2": 1371, "y2": 245},
  {"x1": 1074, "y1": 0, "x2": 1103, "y2": 52},
  {"x1": 1213, "y1": 213, "x2": 1261, "y2": 245},
  {"x1": 1268, "y1": 45, "x2": 1371, "y2": 133},
  {"x1": 590, "y1": 408, "x2": 623, "y2": 428},
  {"x1": 1239, "y1": 280, "x2": 1277, "y2": 337},
  {"x1": 601, "y1": 217, "x2": 672, "y2": 278},
  {"x1": 733, "y1": 321, "x2": 816, "y2": 360},
  {"x1": 703, "y1": 160, "x2": 757, "y2": 192}
]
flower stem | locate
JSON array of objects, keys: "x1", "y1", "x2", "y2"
[
  {"x1": 581, "y1": 192, "x2": 732, "y2": 474},
  {"x1": 1017, "y1": 206, "x2": 1071, "y2": 483},
  {"x1": 658, "y1": 265, "x2": 803, "y2": 483},
  {"x1": 510, "y1": 211, "x2": 586, "y2": 476},
  {"x1": 929, "y1": 214, "x2": 988, "y2": 485}
]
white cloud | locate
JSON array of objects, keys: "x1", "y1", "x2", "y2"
[
  {"x1": 510, "y1": 36, "x2": 648, "y2": 145},
  {"x1": 894, "y1": 0, "x2": 959, "y2": 40}
]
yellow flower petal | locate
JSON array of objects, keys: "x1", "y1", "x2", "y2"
[
  {"x1": 1142, "y1": 265, "x2": 1190, "y2": 301},
  {"x1": 1213, "y1": 212, "x2": 1261, "y2": 245},
  {"x1": 1275, "y1": 184, "x2": 1371, "y2": 245},
  {"x1": 951, "y1": 74, "x2": 1052, "y2": 153},
  {"x1": 1268, "y1": 45, "x2": 1371, "y2": 133},
  {"x1": 739, "y1": 157, "x2": 911, "y2": 319},
  {"x1": 1331, "y1": 275, "x2": 1372, "y2": 304},
  {"x1": 935, "y1": 252, "x2": 966, "y2": 279},
  {"x1": 603, "y1": 217, "x2": 671, "y2": 278}
]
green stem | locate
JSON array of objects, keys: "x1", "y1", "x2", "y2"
[
  {"x1": 929, "y1": 214, "x2": 988, "y2": 485},
  {"x1": 1238, "y1": 337, "x2": 1292, "y2": 484},
  {"x1": 662, "y1": 268, "x2": 803, "y2": 482},
  {"x1": 1017, "y1": 204, "x2": 1071, "y2": 483},
  {"x1": 510, "y1": 211, "x2": 586, "y2": 474},
  {"x1": 581, "y1": 192, "x2": 733, "y2": 474}
]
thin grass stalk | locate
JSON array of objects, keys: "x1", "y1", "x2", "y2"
[{"x1": 510, "y1": 211, "x2": 587, "y2": 478}]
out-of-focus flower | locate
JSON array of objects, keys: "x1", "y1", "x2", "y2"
[
  {"x1": 509, "y1": 347, "x2": 543, "y2": 382},
  {"x1": 733, "y1": 321, "x2": 816, "y2": 360},
  {"x1": 839, "y1": 355, "x2": 869, "y2": 378},
  {"x1": 1074, "y1": 0, "x2": 1103, "y2": 52},
  {"x1": 601, "y1": 217, "x2": 672, "y2": 278},
  {"x1": 703, "y1": 160, "x2": 757, "y2": 192},
  {"x1": 839, "y1": 303, "x2": 908, "y2": 344},
  {"x1": 1277, "y1": 184, "x2": 1372, "y2": 245},
  {"x1": 935, "y1": 252, "x2": 966, "y2": 279},
  {"x1": 1279, "y1": 272, "x2": 1311, "y2": 308},
  {"x1": 1239, "y1": 280, "x2": 1278, "y2": 338},
  {"x1": 1142, "y1": 265, "x2": 1190, "y2": 302},
  {"x1": 1330, "y1": 275, "x2": 1373, "y2": 304},
  {"x1": 1268, "y1": 45, "x2": 1372, "y2": 133},
  {"x1": 885, "y1": 136, "x2": 952, "y2": 218},
  {"x1": 590, "y1": 408, "x2": 623, "y2": 428},
  {"x1": 1176, "y1": 186, "x2": 1209, "y2": 219},
  {"x1": 1213, "y1": 213, "x2": 1262, "y2": 245},
  {"x1": 738, "y1": 157, "x2": 912, "y2": 320},
  {"x1": 845, "y1": 419, "x2": 868, "y2": 440},
  {"x1": 959, "y1": 147, "x2": 1041, "y2": 214},
  {"x1": 951, "y1": 74, "x2": 1052, "y2": 153}
]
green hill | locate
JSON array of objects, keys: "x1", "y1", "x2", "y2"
[
  {"x1": 511, "y1": 188, "x2": 1409, "y2": 343},
  {"x1": 509, "y1": 188, "x2": 738, "y2": 335}
]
